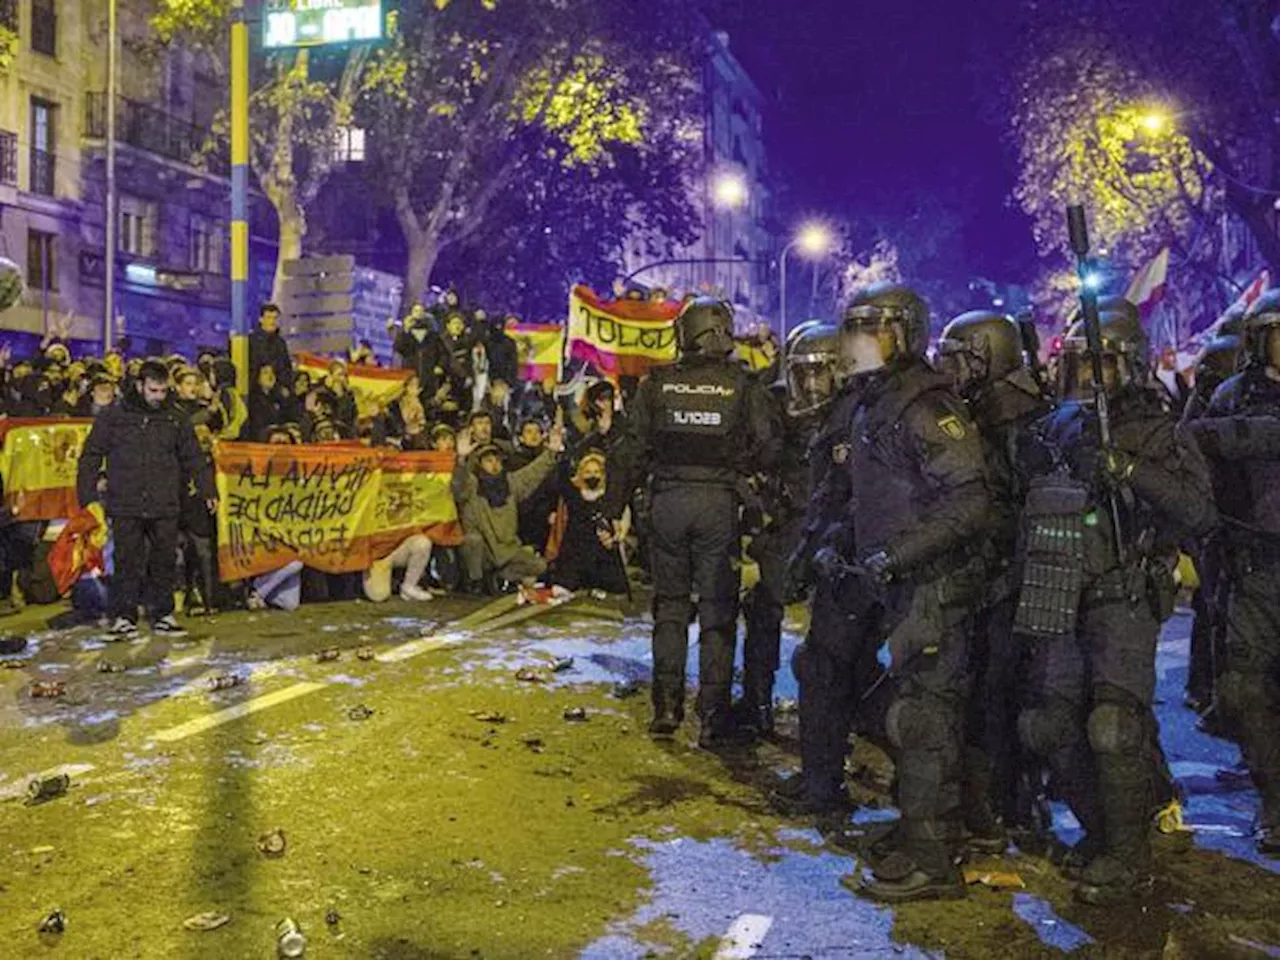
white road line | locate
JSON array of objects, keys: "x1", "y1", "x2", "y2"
[
  {"x1": 713, "y1": 914, "x2": 774, "y2": 960},
  {"x1": 376, "y1": 633, "x2": 460, "y2": 664},
  {"x1": 149, "y1": 682, "x2": 327, "y2": 743}
]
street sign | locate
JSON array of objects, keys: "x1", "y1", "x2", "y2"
[{"x1": 263, "y1": 0, "x2": 382, "y2": 50}]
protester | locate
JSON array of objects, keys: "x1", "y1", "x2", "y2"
[
  {"x1": 75, "y1": 359, "x2": 215, "y2": 639},
  {"x1": 546, "y1": 450, "x2": 630, "y2": 594},
  {"x1": 249, "y1": 302, "x2": 293, "y2": 388},
  {"x1": 452, "y1": 420, "x2": 563, "y2": 593}
]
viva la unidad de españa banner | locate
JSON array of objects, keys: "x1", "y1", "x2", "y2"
[{"x1": 215, "y1": 443, "x2": 461, "y2": 581}]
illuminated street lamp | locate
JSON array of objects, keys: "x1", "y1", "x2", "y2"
[
  {"x1": 1139, "y1": 109, "x2": 1171, "y2": 136},
  {"x1": 780, "y1": 222, "x2": 833, "y2": 345},
  {"x1": 712, "y1": 170, "x2": 749, "y2": 211}
]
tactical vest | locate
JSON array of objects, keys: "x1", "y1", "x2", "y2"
[{"x1": 650, "y1": 361, "x2": 747, "y2": 481}]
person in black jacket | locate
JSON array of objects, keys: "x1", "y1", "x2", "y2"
[
  {"x1": 248, "y1": 303, "x2": 293, "y2": 389},
  {"x1": 76, "y1": 360, "x2": 215, "y2": 640},
  {"x1": 391, "y1": 304, "x2": 449, "y2": 399}
]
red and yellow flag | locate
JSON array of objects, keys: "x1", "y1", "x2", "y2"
[
  {"x1": 566, "y1": 285, "x2": 681, "y2": 378},
  {"x1": 0, "y1": 418, "x2": 93, "y2": 520},
  {"x1": 214, "y1": 442, "x2": 461, "y2": 581},
  {"x1": 294, "y1": 352, "x2": 413, "y2": 418},
  {"x1": 506, "y1": 320, "x2": 563, "y2": 383}
]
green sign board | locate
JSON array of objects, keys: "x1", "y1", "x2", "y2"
[{"x1": 263, "y1": 0, "x2": 382, "y2": 49}]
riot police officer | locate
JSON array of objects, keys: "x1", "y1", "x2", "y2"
[
  {"x1": 1181, "y1": 330, "x2": 1242, "y2": 717},
  {"x1": 1016, "y1": 304, "x2": 1215, "y2": 904},
  {"x1": 629, "y1": 298, "x2": 780, "y2": 748},
  {"x1": 738, "y1": 322, "x2": 839, "y2": 738},
  {"x1": 1189, "y1": 290, "x2": 1280, "y2": 856},
  {"x1": 772, "y1": 326, "x2": 882, "y2": 819},
  {"x1": 935, "y1": 310, "x2": 1053, "y2": 852},
  {"x1": 803, "y1": 284, "x2": 991, "y2": 903}
]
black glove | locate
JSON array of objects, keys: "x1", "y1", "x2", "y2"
[
  {"x1": 812, "y1": 545, "x2": 846, "y2": 581},
  {"x1": 1101, "y1": 448, "x2": 1136, "y2": 485},
  {"x1": 858, "y1": 547, "x2": 895, "y2": 586}
]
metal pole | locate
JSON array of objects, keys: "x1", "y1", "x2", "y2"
[
  {"x1": 230, "y1": 0, "x2": 250, "y2": 395},
  {"x1": 779, "y1": 241, "x2": 794, "y2": 347},
  {"x1": 104, "y1": 0, "x2": 117, "y2": 353}
]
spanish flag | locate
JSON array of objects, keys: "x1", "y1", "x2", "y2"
[
  {"x1": 566, "y1": 286, "x2": 682, "y2": 378},
  {"x1": 506, "y1": 320, "x2": 563, "y2": 383},
  {"x1": 0, "y1": 418, "x2": 93, "y2": 521},
  {"x1": 294, "y1": 352, "x2": 413, "y2": 419}
]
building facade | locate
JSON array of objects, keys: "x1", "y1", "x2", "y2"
[
  {"x1": 622, "y1": 30, "x2": 774, "y2": 333},
  {"x1": 0, "y1": 0, "x2": 275, "y2": 359}
]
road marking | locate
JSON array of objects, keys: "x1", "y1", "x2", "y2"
[
  {"x1": 377, "y1": 633, "x2": 460, "y2": 664},
  {"x1": 150, "y1": 682, "x2": 327, "y2": 743},
  {"x1": 713, "y1": 914, "x2": 773, "y2": 960},
  {"x1": 0, "y1": 763, "x2": 96, "y2": 803}
]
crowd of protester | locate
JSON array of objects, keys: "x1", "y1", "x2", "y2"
[{"x1": 0, "y1": 288, "x2": 703, "y2": 633}]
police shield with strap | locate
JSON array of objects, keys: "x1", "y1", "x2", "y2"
[{"x1": 629, "y1": 298, "x2": 780, "y2": 749}]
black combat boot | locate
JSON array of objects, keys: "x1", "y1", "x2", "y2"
[
  {"x1": 1074, "y1": 751, "x2": 1153, "y2": 906},
  {"x1": 697, "y1": 705, "x2": 754, "y2": 750},
  {"x1": 734, "y1": 669, "x2": 776, "y2": 739},
  {"x1": 648, "y1": 680, "x2": 685, "y2": 740}
]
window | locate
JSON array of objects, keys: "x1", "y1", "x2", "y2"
[
  {"x1": 332, "y1": 125, "x2": 365, "y2": 163},
  {"x1": 30, "y1": 0, "x2": 56, "y2": 57},
  {"x1": 189, "y1": 213, "x2": 222, "y2": 273},
  {"x1": 29, "y1": 98, "x2": 56, "y2": 196},
  {"x1": 118, "y1": 195, "x2": 156, "y2": 257},
  {"x1": 0, "y1": 0, "x2": 17, "y2": 31},
  {"x1": 27, "y1": 229, "x2": 56, "y2": 292}
]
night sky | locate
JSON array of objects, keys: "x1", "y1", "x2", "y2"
[{"x1": 718, "y1": 0, "x2": 1039, "y2": 286}]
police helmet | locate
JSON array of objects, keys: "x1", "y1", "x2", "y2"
[
  {"x1": 784, "y1": 320, "x2": 839, "y2": 417},
  {"x1": 1215, "y1": 302, "x2": 1246, "y2": 338},
  {"x1": 936, "y1": 310, "x2": 1025, "y2": 395},
  {"x1": 1243, "y1": 289, "x2": 1280, "y2": 367},
  {"x1": 841, "y1": 283, "x2": 930, "y2": 364},
  {"x1": 1193, "y1": 335, "x2": 1241, "y2": 389},
  {"x1": 1060, "y1": 299, "x2": 1150, "y2": 396},
  {"x1": 677, "y1": 297, "x2": 735, "y2": 357}
]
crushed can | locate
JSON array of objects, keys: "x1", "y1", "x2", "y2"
[
  {"x1": 30, "y1": 681, "x2": 66, "y2": 699},
  {"x1": 563, "y1": 706, "x2": 588, "y2": 722},
  {"x1": 97, "y1": 660, "x2": 128, "y2": 674},
  {"x1": 208, "y1": 674, "x2": 243, "y2": 691},
  {"x1": 26, "y1": 773, "x2": 70, "y2": 806},
  {"x1": 276, "y1": 917, "x2": 306, "y2": 958},
  {"x1": 315, "y1": 648, "x2": 340, "y2": 663},
  {"x1": 38, "y1": 910, "x2": 65, "y2": 934}
]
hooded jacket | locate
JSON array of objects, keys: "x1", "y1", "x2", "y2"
[{"x1": 76, "y1": 386, "x2": 214, "y2": 519}]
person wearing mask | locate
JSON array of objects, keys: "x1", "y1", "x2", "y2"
[
  {"x1": 452, "y1": 422, "x2": 564, "y2": 593},
  {"x1": 546, "y1": 449, "x2": 631, "y2": 595},
  {"x1": 511, "y1": 418, "x2": 557, "y2": 553},
  {"x1": 76, "y1": 359, "x2": 215, "y2": 639}
]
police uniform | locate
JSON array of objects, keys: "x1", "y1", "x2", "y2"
[
  {"x1": 630, "y1": 312, "x2": 779, "y2": 745},
  {"x1": 1017, "y1": 385, "x2": 1215, "y2": 901},
  {"x1": 739, "y1": 387, "x2": 817, "y2": 735},
  {"x1": 962, "y1": 370, "x2": 1052, "y2": 842},
  {"x1": 1192, "y1": 362, "x2": 1280, "y2": 853},
  {"x1": 839, "y1": 360, "x2": 990, "y2": 896}
]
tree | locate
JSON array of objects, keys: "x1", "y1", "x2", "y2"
[
  {"x1": 1003, "y1": 0, "x2": 1280, "y2": 325},
  {"x1": 356, "y1": 0, "x2": 702, "y2": 309},
  {"x1": 150, "y1": 0, "x2": 368, "y2": 301}
]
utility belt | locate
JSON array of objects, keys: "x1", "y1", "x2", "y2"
[{"x1": 650, "y1": 466, "x2": 740, "y2": 494}]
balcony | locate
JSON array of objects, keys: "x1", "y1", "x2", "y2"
[
  {"x1": 0, "y1": 131, "x2": 16, "y2": 186},
  {"x1": 29, "y1": 148, "x2": 55, "y2": 196},
  {"x1": 85, "y1": 94, "x2": 228, "y2": 176}
]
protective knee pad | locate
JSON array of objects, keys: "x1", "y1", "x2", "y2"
[
  {"x1": 1086, "y1": 701, "x2": 1146, "y2": 756},
  {"x1": 1018, "y1": 699, "x2": 1076, "y2": 759},
  {"x1": 885, "y1": 694, "x2": 952, "y2": 751}
]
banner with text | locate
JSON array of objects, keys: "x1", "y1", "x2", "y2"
[
  {"x1": 215, "y1": 443, "x2": 462, "y2": 581},
  {"x1": 0, "y1": 419, "x2": 93, "y2": 521},
  {"x1": 566, "y1": 285, "x2": 681, "y2": 378}
]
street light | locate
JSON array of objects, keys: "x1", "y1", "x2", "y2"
[
  {"x1": 1139, "y1": 110, "x2": 1171, "y2": 136},
  {"x1": 780, "y1": 223, "x2": 833, "y2": 346},
  {"x1": 712, "y1": 170, "x2": 749, "y2": 211}
]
